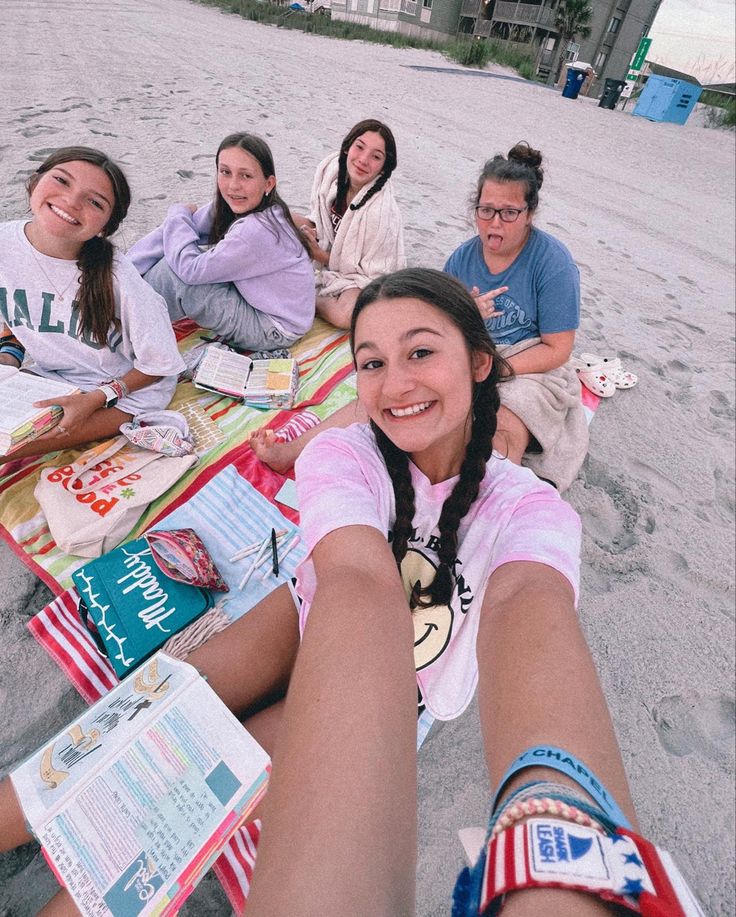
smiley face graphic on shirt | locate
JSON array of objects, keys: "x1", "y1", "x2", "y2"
[{"x1": 400, "y1": 549, "x2": 453, "y2": 671}]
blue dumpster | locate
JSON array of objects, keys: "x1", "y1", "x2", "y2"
[
  {"x1": 632, "y1": 75, "x2": 702, "y2": 125},
  {"x1": 562, "y1": 66, "x2": 586, "y2": 100}
]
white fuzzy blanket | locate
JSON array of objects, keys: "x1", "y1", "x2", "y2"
[
  {"x1": 496, "y1": 337, "x2": 589, "y2": 492},
  {"x1": 310, "y1": 151, "x2": 406, "y2": 296}
]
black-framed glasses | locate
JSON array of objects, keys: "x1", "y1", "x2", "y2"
[{"x1": 474, "y1": 205, "x2": 528, "y2": 223}]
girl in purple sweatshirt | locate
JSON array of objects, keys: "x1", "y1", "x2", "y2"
[{"x1": 128, "y1": 133, "x2": 315, "y2": 351}]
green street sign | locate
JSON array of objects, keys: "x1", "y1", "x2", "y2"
[{"x1": 630, "y1": 36, "x2": 652, "y2": 71}]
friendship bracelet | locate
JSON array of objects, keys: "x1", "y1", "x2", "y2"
[
  {"x1": 490, "y1": 780, "x2": 616, "y2": 837},
  {"x1": 0, "y1": 332, "x2": 22, "y2": 346},
  {"x1": 102, "y1": 378, "x2": 129, "y2": 401},
  {"x1": 491, "y1": 745, "x2": 632, "y2": 829},
  {"x1": 0, "y1": 333, "x2": 26, "y2": 365},
  {"x1": 0, "y1": 343, "x2": 25, "y2": 365}
]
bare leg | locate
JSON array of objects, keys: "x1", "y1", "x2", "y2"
[
  {"x1": 477, "y1": 561, "x2": 637, "y2": 915},
  {"x1": 1, "y1": 407, "x2": 132, "y2": 462},
  {"x1": 0, "y1": 781, "x2": 76, "y2": 916},
  {"x1": 0, "y1": 778, "x2": 31, "y2": 852},
  {"x1": 37, "y1": 891, "x2": 78, "y2": 917},
  {"x1": 246, "y1": 562, "x2": 418, "y2": 917},
  {"x1": 492, "y1": 405, "x2": 531, "y2": 465},
  {"x1": 250, "y1": 399, "x2": 368, "y2": 473},
  {"x1": 316, "y1": 287, "x2": 361, "y2": 329},
  {"x1": 186, "y1": 583, "x2": 299, "y2": 718}
]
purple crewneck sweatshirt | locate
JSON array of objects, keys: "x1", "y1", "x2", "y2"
[{"x1": 128, "y1": 202, "x2": 315, "y2": 336}]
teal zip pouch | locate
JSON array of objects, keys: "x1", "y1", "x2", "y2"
[{"x1": 72, "y1": 537, "x2": 216, "y2": 678}]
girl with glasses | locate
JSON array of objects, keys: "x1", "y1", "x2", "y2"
[
  {"x1": 128, "y1": 133, "x2": 315, "y2": 352},
  {"x1": 443, "y1": 142, "x2": 586, "y2": 491}
]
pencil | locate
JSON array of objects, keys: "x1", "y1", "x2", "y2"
[
  {"x1": 271, "y1": 527, "x2": 279, "y2": 576},
  {"x1": 278, "y1": 534, "x2": 301, "y2": 565}
]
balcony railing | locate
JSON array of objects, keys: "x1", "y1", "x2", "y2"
[
  {"x1": 493, "y1": 1, "x2": 556, "y2": 27},
  {"x1": 460, "y1": 0, "x2": 482, "y2": 17}
]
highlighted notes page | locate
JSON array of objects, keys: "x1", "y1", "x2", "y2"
[{"x1": 11, "y1": 653, "x2": 270, "y2": 917}]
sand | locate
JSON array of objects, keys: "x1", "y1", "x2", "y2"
[{"x1": 1, "y1": 0, "x2": 734, "y2": 913}]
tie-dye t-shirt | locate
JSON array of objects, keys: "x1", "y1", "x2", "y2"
[{"x1": 294, "y1": 423, "x2": 581, "y2": 721}]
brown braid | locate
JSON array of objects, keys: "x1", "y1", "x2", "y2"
[
  {"x1": 350, "y1": 268, "x2": 511, "y2": 610},
  {"x1": 371, "y1": 422, "x2": 416, "y2": 567},
  {"x1": 76, "y1": 236, "x2": 118, "y2": 347},
  {"x1": 419, "y1": 374, "x2": 500, "y2": 607},
  {"x1": 26, "y1": 147, "x2": 131, "y2": 348},
  {"x1": 350, "y1": 170, "x2": 391, "y2": 213}
]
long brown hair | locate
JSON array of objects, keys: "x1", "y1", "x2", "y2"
[
  {"x1": 27, "y1": 147, "x2": 130, "y2": 348},
  {"x1": 350, "y1": 268, "x2": 511, "y2": 609},
  {"x1": 209, "y1": 132, "x2": 308, "y2": 253}
]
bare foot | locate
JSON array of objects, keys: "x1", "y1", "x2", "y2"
[{"x1": 249, "y1": 428, "x2": 301, "y2": 474}]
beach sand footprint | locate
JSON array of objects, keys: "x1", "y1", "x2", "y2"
[
  {"x1": 647, "y1": 693, "x2": 735, "y2": 770},
  {"x1": 578, "y1": 457, "x2": 648, "y2": 556}
]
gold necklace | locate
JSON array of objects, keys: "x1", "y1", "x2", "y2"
[{"x1": 25, "y1": 228, "x2": 80, "y2": 303}]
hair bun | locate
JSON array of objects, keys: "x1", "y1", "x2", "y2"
[{"x1": 508, "y1": 142, "x2": 543, "y2": 187}]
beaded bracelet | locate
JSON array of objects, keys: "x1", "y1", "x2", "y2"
[
  {"x1": 489, "y1": 779, "x2": 617, "y2": 837},
  {"x1": 491, "y1": 795, "x2": 605, "y2": 838}
]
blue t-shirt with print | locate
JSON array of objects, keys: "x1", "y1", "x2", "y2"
[{"x1": 443, "y1": 228, "x2": 580, "y2": 346}]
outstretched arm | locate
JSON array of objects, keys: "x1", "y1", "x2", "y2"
[
  {"x1": 476, "y1": 560, "x2": 637, "y2": 916},
  {"x1": 247, "y1": 525, "x2": 418, "y2": 917}
]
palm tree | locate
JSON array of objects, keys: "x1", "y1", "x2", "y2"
[{"x1": 546, "y1": 0, "x2": 593, "y2": 85}]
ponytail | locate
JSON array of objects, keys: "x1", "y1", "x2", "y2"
[{"x1": 76, "y1": 236, "x2": 119, "y2": 347}]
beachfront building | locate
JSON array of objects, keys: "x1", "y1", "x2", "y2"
[
  {"x1": 330, "y1": 0, "x2": 464, "y2": 39},
  {"x1": 331, "y1": 0, "x2": 662, "y2": 91},
  {"x1": 457, "y1": 0, "x2": 663, "y2": 87}
]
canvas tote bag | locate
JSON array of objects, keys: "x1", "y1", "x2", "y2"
[{"x1": 34, "y1": 435, "x2": 197, "y2": 558}]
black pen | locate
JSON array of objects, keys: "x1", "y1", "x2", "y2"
[{"x1": 270, "y1": 527, "x2": 279, "y2": 576}]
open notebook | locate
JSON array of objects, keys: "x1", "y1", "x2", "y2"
[
  {"x1": 193, "y1": 345, "x2": 299, "y2": 410},
  {"x1": 0, "y1": 366, "x2": 78, "y2": 454}
]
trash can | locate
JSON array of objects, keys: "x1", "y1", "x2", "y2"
[
  {"x1": 562, "y1": 66, "x2": 586, "y2": 100},
  {"x1": 599, "y1": 78, "x2": 625, "y2": 109}
]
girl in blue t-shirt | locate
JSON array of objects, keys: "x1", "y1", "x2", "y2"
[{"x1": 442, "y1": 142, "x2": 586, "y2": 489}]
